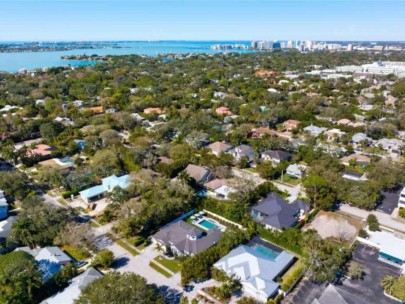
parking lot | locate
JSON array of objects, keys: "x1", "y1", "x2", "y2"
[
  {"x1": 342, "y1": 243, "x2": 401, "y2": 304},
  {"x1": 377, "y1": 188, "x2": 401, "y2": 214},
  {"x1": 284, "y1": 243, "x2": 401, "y2": 304}
]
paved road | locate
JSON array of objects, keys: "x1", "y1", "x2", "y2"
[
  {"x1": 340, "y1": 204, "x2": 405, "y2": 233},
  {"x1": 42, "y1": 193, "x2": 64, "y2": 208}
]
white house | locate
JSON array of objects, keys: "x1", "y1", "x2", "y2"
[
  {"x1": 41, "y1": 268, "x2": 103, "y2": 304},
  {"x1": 214, "y1": 245, "x2": 295, "y2": 302},
  {"x1": 79, "y1": 174, "x2": 131, "y2": 203},
  {"x1": 0, "y1": 190, "x2": 7, "y2": 220},
  {"x1": 398, "y1": 187, "x2": 405, "y2": 209},
  {"x1": 214, "y1": 185, "x2": 237, "y2": 200},
  {"x1": 286, "y1": 164, "x2": 307, "y2": 178},
  {"x1": 303, "y1": 125, "x2": 327, "y2": 137}
]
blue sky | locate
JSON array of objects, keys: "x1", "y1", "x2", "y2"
[{"x1": 1, "y1": 0, "x2": 404, "y2": 41}]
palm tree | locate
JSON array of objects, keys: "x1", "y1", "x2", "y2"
[
  {"x1": 155, "y1": 243, "x2": 165, "y2": 256},
  {"x1": 381, "y1": 275, "x2": 396, "y2": 295}
]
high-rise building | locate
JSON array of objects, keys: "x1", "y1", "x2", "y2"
[{"x1": 347, "y1": 44, "x2": 353, "y2": 51}]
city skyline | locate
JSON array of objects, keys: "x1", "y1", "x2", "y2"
[{"x1": 1, "y1": 0, "x2": 405, "y2": 41}]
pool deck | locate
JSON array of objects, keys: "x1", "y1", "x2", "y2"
[{"x1": 191, "y1": 216, "x2": 227, "y2": 232}]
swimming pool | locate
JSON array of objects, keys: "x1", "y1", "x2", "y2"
[
  {"x1": 198, "y1": 219, "x2": 220, "y2": 230},
  {"x1": 254, "y1": 244, "x2": 279, "y2": 260}
]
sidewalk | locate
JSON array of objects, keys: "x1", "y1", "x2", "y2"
[{"x1": 340, "y1": 204, "x2": 405, "y2": 233}]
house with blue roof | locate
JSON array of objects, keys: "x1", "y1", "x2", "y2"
[
  {"x1": 79, "y1": 174, "x2": 131, "y2": 203},
  {"x1": 0, "y1": 190, "x2": 8, "y2": 220},
  {"x1": 214, "y1": 244, "x2": 295, "y2": 302}
]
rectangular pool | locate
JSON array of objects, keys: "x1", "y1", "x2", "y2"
[
  {"x1": 254, "y1": 244, "x2": 279, "y2": 260},
  {"x1": 199, "y1": 219, "x2": 219, "y2": 230}
]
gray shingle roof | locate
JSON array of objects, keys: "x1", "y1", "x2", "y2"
[
  {"x1": 252, "y1": 193, "x2": 300, "y2": 229},
  {"x1": 152, "y1": 220, "x2": 221, "y2": 255},
  {"x1": 262, "y1": 150, "x2": 293, "y2": 161},
  {"x1": 41, "y1": 267, "x2": 103, "y2": 304}
]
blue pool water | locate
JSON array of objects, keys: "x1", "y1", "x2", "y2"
[
  {"x1": 255, "y1": 244, "x2": 279, "y2": 260},
  {"x1": 0, "y1": 41, "x2": 253, "y2": 72},
  {"x1": 199, "y1": 219, "x2": 219, "y2": 230}
]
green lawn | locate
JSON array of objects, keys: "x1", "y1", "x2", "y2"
[
  {"x1": 149, "y1": 261, "x2": 172, "y2": 278},
  {"x1": 116, "y1": 240, "x2": 139, "y2": 256},
  {"x1": 276, "y1": 174, "x2": 301, "y2": 186},
  {"x1": 126, "y1": 236, "x2": 150, "y2": 250},
  {"x1": 154, "y1": 256, "x2": 180, "y2": 273},
  {"x1": 63, "y1": 245, "x2": 91, "y2": 261}
]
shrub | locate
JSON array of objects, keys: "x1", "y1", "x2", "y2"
[
  {"x1": 366, "y1": 214, "x2": 380, "y2": 231},
  {"x1": 358, "y1": 229, "x2": 368, "y2": 238},
  {"x1": 92, "y1": 249, "x2": 114, "y2": 268},
  {"x1": 369, "y1": 222, "x2": 380, "y2": 232},
  {"x1": 62, "y1": 190, "x2": 79, "y2": 199},
  {"x1": 366, "y1": 214, "x2": 378, "y2": 224},
  {"x1": 399, "y1": 208, "x2": 405, "y2": 218},
  {"x1": 259, "y1": 227, "x2": 303, "y2": 256}
]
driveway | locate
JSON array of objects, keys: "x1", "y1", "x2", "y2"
[
  {"x1": 272, "y1": 181, "x2": 304, "y2": 202},
  {"x1": 92, "y1": 226, "x2": 217, "y2": 302}
]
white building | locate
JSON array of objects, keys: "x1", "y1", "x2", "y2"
[
  {"x1": 214, "y1": 245, "x2": 295, "y2": 302},
  {"x1": 41, "y1": 268, "x2": 103, "y2": 304},
  {"x1": 399, "y1": 187, "x2": 405, "y2": 209}
]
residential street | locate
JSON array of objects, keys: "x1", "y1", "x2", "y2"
[{"x1": 340, "y1": 204, "x2": 405, "y2": 233}]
